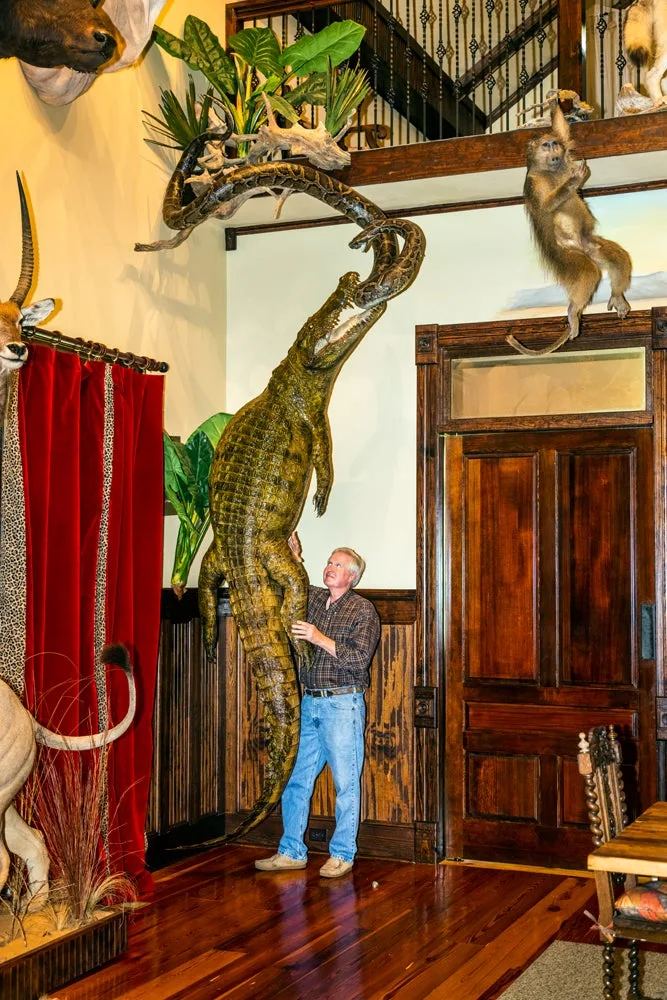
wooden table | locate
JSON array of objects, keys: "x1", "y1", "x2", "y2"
[{"x1": 587, "y1": 800, "x2": 667, "y2": 879}]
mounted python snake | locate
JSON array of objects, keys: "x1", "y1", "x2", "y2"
[{"x1": 144, "y1": 132, "x2": 426, "y2": 845}]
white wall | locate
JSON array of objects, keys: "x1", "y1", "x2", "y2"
[{"x1": 226, "y1": 189, "x2": 667, "y2": 590}]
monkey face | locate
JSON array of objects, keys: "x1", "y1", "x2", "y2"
[{"x1": 529, "y1": 135, "x2": 566, "y2": 172}]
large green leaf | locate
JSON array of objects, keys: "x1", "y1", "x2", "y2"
[
  {"x1": 281, "y1": 21, "x2": 366, "y2": 75},
  {"x1": 183, "y1": 16, "x2": 236, "y2": 94},
  {"x1": 284, "y1": 74, "x2": 327, "y2": 107},
  {"x1": 171, "y1": 513, "x2": 212, "y2": 596},
  {"x1": 185, "y1": 430, "x2": 214, "y2": 522},
  {"x1": 153, "y1": 25, "x2": 197, "y2": 64},
  {"x1": 228, "y1": 27, "x2": 282, "y2": 77},
  {"x1": 163, "y1": 434, "x2": 195, "y2": 523},
  {"x1": 191, "y1": 411, "x2": 233, "y2": 449},
  {"x1": 189, "y1": 415, "x2": 231, "y2": 515},
  {"x1": 266, "y1": 93, "x2": 300, "y2": 123}
]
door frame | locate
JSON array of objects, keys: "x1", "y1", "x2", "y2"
[{"x1": 415, "y1": 308, "x2": 667, "y2": 862}]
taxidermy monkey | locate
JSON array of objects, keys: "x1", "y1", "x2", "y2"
[{"x1": 509, "y1": 96, "x2": 633, "y2": 356}]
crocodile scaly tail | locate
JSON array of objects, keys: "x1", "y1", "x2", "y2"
[{"x1": 194, "y1": 566, "x2": 303, "y2": 848}]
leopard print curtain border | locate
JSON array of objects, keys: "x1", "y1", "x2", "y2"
[
  {"x1": 94, "y1": 364, "x2": 114, "y2": 732},
  {"x1": 0, "y1": 372, "x2": 27, "y2": 695},
  {"x1": 94, "y1": 364, "x2": 114, "y2": 862}
]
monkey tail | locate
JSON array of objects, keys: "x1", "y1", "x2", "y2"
[
  {"x1": 624, "y1": 0, "x2": 653, "y2": 66},
  {"x1": 507, "y1": 328, "x2": 572, "y2": 356}
]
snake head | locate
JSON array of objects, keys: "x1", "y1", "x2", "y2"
[{"x1": 350, "y1": 218, "x2": 426, "y2": 308}]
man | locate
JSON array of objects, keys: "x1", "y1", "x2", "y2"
[{"x1": 255, "y1": 539, "x2": 380, "y2": 878}]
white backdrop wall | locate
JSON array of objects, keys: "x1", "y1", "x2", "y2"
[{"x1": 225, "y1": 189, "x2": 667, "y2": 590}]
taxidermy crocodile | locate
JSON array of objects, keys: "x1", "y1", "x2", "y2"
[{"x1": 143, "y1": 132, "x2": 426, "y2": 844}]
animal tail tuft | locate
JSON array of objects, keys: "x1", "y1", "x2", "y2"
[
  {"x1": 101, "y1": 643, "x2": 131, "y2": 673},
  {"x1": 624, "y1": 0, "x2": 654, "y2": 66}
]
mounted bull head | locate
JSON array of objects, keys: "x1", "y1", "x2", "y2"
[
  {"x1": 0, "y1": 175, "x2": 55, "y2": 416},
  {"x1": 0, "y1": 0, "x2": 119, "y2": 71}
]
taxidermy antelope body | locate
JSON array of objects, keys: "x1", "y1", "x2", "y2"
[
  {"x1": 0, "y1": 175, "x2": 55, "y2": 418},
  {"x1": 0, "y1": 646, "x2": 136, "y2": 911},
  {"x1": 0, "y1": 0, "x2": 119, "y2": 71}
]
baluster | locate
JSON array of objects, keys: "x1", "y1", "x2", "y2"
[
  {"x1": 596, "y1": 0, "x2": 609, "y2": 119},
  {"x1": 436, "y1": 0, "x2": 445, "y2": 138},
  {"x1": 628, "y1": 940, "x2": 642, "y2": 998},
  {"x1": 405, "y1": 0, "x2": 413, "y2": 142},
  {"x1": 603, "y1": 941, "x2": 616, "y2": 1000},
  {"x1": 485, "y1": 0, "x2": 496, "y2": 132},
  {"x1": 453, "y1": 0, "x2": 463, "y2": 136},
  {"x1": 420, "y1": 0, "x2": 430, "y2": 140},
  {"x1": 388, "y1": 0, "x2": 397, "y2": 146},
  {"x1": 519, "y1": 0, "x2": 529, "y2": 117},
  {"x1": 504, "y1": 0, "x2": 510, "y2": 130},
  {"x1": 616, "y1": 8, "x2": 627, "y2": 114},
  {"x1": 578, "y1": 732, "x2": 605, "y2": 848},
  {"x1": 372, "y1": 0, "x2": 380, "y2": 144},
  {"x1": 537, "y1": 0, "x2": 546, "y2": 109},
  {"x1": 469, "y1": 0, "x2": 479, "y2": 133}
]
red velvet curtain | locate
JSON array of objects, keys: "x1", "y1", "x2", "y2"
[{"x1": 18, "y1": 345, "x2": 164, "y2": 894}]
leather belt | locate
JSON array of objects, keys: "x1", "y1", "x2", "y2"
[{"x1": 304, "y1": 685, "x2": 365, "y2": 698}]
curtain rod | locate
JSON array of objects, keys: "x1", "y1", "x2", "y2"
[{"x1": 23, "y1": 327, "x2": 169, "y2": 373}]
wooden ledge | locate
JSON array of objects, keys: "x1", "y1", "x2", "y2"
[{"x1": 340, "y1": 113, "x2": 667, "y2": 187}]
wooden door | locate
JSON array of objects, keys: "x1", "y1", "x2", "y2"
[{"x1": 444, "y1": 427, "x2": 657, "y2": 867}]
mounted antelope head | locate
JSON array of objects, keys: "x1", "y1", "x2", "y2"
[{"x1": 0, "y1": 175, "x2": 55, "y2": 416}]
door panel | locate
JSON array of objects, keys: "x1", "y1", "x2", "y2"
[
  {"x1": 464, "y1": 455, "x2": 538, "y2": 681},
  {"x1": 558, "y1": 450, "x2": 634, "y2": 686},
  {"x1": 445, "y1": 428, "x2": 656, "y2": 867}
]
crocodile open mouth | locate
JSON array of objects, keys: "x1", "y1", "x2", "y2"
[{"x1": 313, "y1": 303, "x2": 373, "y2": 356}]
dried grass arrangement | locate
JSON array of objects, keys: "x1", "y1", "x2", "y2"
[
  {"x1": 1, "y1": 746, "x2": 137, "y2": 948},
  {"x1": 35, "y1": 749, "x2": 137, "y2": 928}
]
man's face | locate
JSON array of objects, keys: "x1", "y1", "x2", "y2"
[{"x1": 323, "y1": 551, "x2": 356, "y2": 592}]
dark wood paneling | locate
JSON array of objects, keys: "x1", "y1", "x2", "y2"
[
  {"x1": 467, "y1": 754, "x2": 539, "y2": 821},
  {"x1": 442, "y1": 425, "x2": 656, "y2": 867},
  {"x1": 464, "y1": 454, "x2": 538, "y2": 682},
  {"x1": 234, "y1": 615, "x2": 417, "y2": 843},
  {"x1": 466, "y1": 704, "x2": 637, "y2": 735},
  {"x1": 560, "y1": 756, "x2": 590, "y2": 827},
  {"x1": 559, "y1": 450, "x2": 634, "y2": 687},
  {"x1": 148, "y1": 588, "x2": 418, "y2": 860}
]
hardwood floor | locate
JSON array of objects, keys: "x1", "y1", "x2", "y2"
[{"x1": 56, "y1": 847, "x2": 598, "y2": 1000}]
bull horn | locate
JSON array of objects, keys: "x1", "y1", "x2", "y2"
[{"x1": 9, "y1": 172, "x2": 35, "y2": 306}]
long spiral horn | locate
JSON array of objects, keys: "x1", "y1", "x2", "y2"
[{"x1": 9, "y1": 172, "x2": 34, "y2": 306}]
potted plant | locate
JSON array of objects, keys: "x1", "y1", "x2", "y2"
[{"x1": 145, "y1": 16, "x2": 370, "y2": 155}]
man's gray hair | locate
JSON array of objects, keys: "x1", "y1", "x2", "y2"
[{"x1": 335, "y1": 547, "x2": 366, "y2": 587}]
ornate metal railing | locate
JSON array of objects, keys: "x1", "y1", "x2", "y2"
[{"x1": 227, "y1": 0, "x2": 652, "y2": 146}]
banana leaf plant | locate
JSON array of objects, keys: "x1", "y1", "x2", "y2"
[
  {"x1": 164, "y1": 411, "x2": 232, "y2": 597},
  {"x1": 147, "y1": 16, "x2": 369, "y2": 152}
]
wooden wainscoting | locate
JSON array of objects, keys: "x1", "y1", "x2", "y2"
[{"x1": 147, "y1": 588, "x2": 418, "y2": 864}]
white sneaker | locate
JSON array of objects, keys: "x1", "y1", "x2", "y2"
[
  {"x1": 319, "y1": 856, "x2": 354, "y2": 878},
  {"x1": 254, "y1": 853, "x2": 307, "y2": 871}
]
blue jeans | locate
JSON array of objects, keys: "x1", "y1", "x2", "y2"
[{"x1": 278, "y1": 691, "x2": 366, "y2": 863}]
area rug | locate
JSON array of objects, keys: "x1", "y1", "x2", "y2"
[{"x1": 500, "y1": 940, "x2": 667, "y2": 999}]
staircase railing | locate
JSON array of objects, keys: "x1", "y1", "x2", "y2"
[{"x1": 226, "y1": 0, "x2": 651, "y2": 147}]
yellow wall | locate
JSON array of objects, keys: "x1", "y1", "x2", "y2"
[{"x1": 0, "y1": 0, "x2": 227, "y2": 438}]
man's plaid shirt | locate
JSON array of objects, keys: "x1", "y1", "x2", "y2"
[{"x1": 299, "y1": 586, "x2": 381, "y2": 691}]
